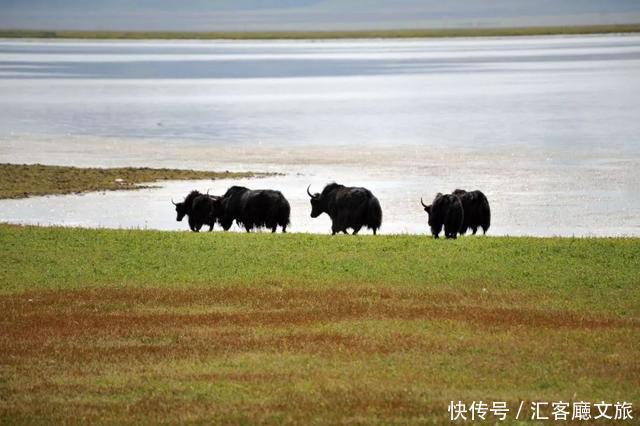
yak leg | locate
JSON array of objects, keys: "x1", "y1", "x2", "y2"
[
  {"x1": 373, "y1": 228, "x2": 377, "y2": 235},
  {"x1": 333, "y1": 213, "x2": 349, "y2": 235},
  {"x1": 331, "y1": 222, "x2": 341, "y2": 235},
  {"x1": 471, "y1": 226, "x2": 478, "y2": 235},
  {"x1": 332, "y1": 217, "x2": 348, "y2": 235},
  {"x1": 281, "y1": 224, "x2": 287, "y2": 233},
  {"x1": 271, "y1": 226, "x2": 277, "y2": 233},
  {"x1": 208, "y1": 223, "x2": 214, "y2": 232},
  {"x1": 444, "y1": 225, "x2": 456, "y2": 239},
  {"x1": 352, "y1": 225, "x2": 362, "y2": 235}
]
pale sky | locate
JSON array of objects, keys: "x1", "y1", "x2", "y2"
[{"x1": 1, "y1": 0, "x2": 640, "y2": 31}]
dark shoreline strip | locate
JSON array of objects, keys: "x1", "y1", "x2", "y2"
[{"x1": 1, "y1": 24, "x2": 640, "y2": 40}]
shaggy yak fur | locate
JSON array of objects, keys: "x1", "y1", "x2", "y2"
[
  {"x1": 422, "y1": 193, "x2": 464, "y2": 239},
  {"x1": 216, "y1": 186, "x2": 290, "y2": 233},
  {"x1": 307, "y1": 183, "x2": 382, "y2": 235},
  {"x1": 172, "y1": 190, "x2": 220, "y2": 232},
  {"x1": 452, "y1": 189, "x2": 491, "y2": 235}
]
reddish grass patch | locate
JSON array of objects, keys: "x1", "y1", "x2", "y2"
[
  {"x1": 1, "y1": 286, "x2": 635, "y2": 362},
  {"x1": 1, "y1": 286, "x2": 638, "y2": 424},
  {"x1": 191, "y1": 372, "x2": 293, "y2": 383}
]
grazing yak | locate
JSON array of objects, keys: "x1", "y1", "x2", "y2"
[
  {"x1": 172, "y1": 190, "x2": 220, "y2": 232},
  {"x1": 421, "y1": 193, "x2": 463, "y2": 239},
  {"x1": 452, "y1": 189, "x2": 491, "y2": 235},
  {"x1": 307, "y1": 183, "x2": 382, "y2": 235},
  {"x1": 216, "y1": 186, "x2": 290, "y2": 233}
]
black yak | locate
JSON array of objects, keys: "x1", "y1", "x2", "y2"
[
  {"x1": 421, "y1": 193, "x2": 463, "y2": 239},
  {"x1": 216, "y1": 186, "x2": 290, "y2": 233},
  {"x1": 452, "y1": 189, "x2": 491, "y2": 235},
  {"x1": 307, "y1": 183, "x2": 382, "y2": 235},
  {"x1": 172, "y1": 190, "x2": 220, "y2": 232}
]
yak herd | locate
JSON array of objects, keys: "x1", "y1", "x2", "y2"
[{"x1": 172, "y1": 183, "x2": 490, "y2": 238}]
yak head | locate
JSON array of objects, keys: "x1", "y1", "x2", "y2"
[
  {"x1": 172, "y1": 199, "x2": 188, "y2": 222},
  {"x1": 423, "y1": 193, "x2": 446, "y2": 228},
  {"x1": 307, "y1": 185, "x2": 323, "y2": 218},
  {"x1": 172, "y1": 190, "x2": 201, "y2": 222},
  {"x1": 420, "y1": 197, "x2": 432, "y2": 217}
]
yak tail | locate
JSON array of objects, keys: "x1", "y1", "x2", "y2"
[
  {"x1": 367, "y1": 197, "x2": 383, "y2": 231},
  {"x1": 281, "y1": 199, "x2": 291, "y2": 226},
  {"x1": 480, "y1": 193, "x2": 491, "y2": 233}
]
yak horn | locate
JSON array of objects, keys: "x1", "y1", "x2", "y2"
[
  {"x1": 420, "y1": 197, "x2": 428, "y2": 208},
  {"x1": 171, "y1": 198, "x2": 177, "y2": 205},
  {"x1": 306, "y1": 185, "x2": 314, "y2": 198}
]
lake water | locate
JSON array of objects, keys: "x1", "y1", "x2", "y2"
[{"x1": 1, "y1": 35, "x2": 639, "y2": 236}]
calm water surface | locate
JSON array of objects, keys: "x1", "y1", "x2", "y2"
[{"x1": 0, "y1": 35, "x2": 639, "y2": 235}]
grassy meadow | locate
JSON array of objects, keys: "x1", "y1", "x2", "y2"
[
  {"x1": 1, "y1": 224, "x2": 638, "y2": 423},
  {"x1": 0, "y1": 163, "x2": 264, "y2": 199},
  {"x1": 2, "y1": 24, "x2": 640, "y2": 40}
]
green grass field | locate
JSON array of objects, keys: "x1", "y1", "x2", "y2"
[
  {"x1": 1, "y1": 224, "x2": 638, "y2": 423},
  {"x1": 0, "y1": 164, "x2": 265, "y2": 199},
  {"x1": 2, "y1": 24, "x2": 640, "y2": 40}
]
